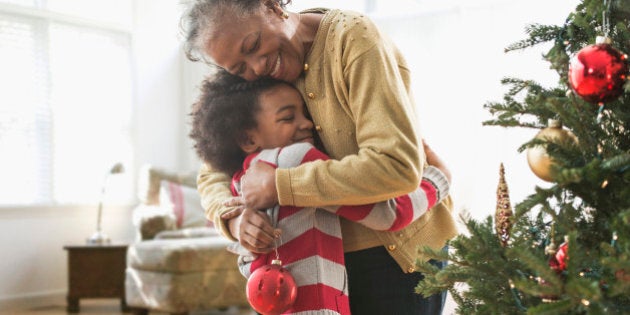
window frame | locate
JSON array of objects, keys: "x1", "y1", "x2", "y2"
[{"x1": 0, "y1": 1, "x2": 135, "y2": 208}]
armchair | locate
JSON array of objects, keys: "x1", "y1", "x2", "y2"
[{"x1": 125, "y1": 165, "x2": 250, "y2": 315}]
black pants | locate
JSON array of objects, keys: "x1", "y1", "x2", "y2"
[{"x1": 345, "y1": 246, "x2": 447, "y2": 315}]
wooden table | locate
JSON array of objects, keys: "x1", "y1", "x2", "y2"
[{"x1": 64, "y1": 243, "x2": 129, "y2": 313}]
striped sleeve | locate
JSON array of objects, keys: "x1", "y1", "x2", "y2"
[{"x1": 329, "y1": 166, "x2": 448, "y2": 231}]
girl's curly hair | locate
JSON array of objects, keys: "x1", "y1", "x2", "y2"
[{"x1": 189, "y1": 69, "x2": 290, "y2": 175}]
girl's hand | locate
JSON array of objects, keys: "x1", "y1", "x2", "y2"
[
  {"x1": 423, "y1": 139, "x2": 452, "y2": 184},
  {"x1": 226, "y1": 207, "x2": 280, "y2": 254}
]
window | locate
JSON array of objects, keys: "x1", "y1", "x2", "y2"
[{"x1": 0, "y1": 1, "x2": 134, "y2": 206}]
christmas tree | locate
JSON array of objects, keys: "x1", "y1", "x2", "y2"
[{"x1": 415, "y1": 1, "x2": 630, "y2": 314}]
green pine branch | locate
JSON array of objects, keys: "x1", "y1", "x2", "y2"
[{"x1": 416, "y1": 1, "x2": 630, "y2": 313}]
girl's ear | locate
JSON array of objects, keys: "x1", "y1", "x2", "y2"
[{"x1": 238, "y1": 131, "x2": 260, "y2": 154}]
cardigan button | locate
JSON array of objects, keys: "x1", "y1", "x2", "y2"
[
  {"x1": 407, "y1": 266, "x2": 416, "y2": 273},
  {"x1": 307, "y1": 92, "x2": 316, "y2": 99},
  {"x1": 387, "y1": 244, "x2": 396, "y2": 251},
  {"x1": 303, "y1": 63, "x2": 309, "y2": 71},
  {"x1": 315, "y1": 125, "x2": 322, "y2": 132}
]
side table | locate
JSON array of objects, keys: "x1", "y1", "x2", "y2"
[{"x1": 64, "y1": 243, "x2": 129, "y2": 313}]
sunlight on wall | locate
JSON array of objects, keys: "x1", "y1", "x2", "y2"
[{"x1": 372, "y1": 0, "x2": 580, "y2": 222}]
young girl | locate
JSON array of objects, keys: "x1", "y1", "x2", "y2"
[{"x1": 189, "y1": 70, "x2": 450, "y2": 314}]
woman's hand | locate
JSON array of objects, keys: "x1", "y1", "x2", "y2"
[
  {"x1": 239, "y1": 161, "x2": 279, "y2": 210},
  {"x1": 220, "y1": 203, "x2": 243, "y2": 220},
  {"x1": 222, "y1": 206, "x2": 280, "y2": 254},
  {"x1": 423, "y1": 140, "x2": 452, "y2": 184}
]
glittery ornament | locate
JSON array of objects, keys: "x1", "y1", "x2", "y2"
[
  {"x1": 568, "y1": 37, "x2": 628, "y2": 103},
  {"x1": 526, "y1": 120, "x2": 578, "y2": 182},
  {"x1": 246, "y1": 259, "x2": 297, "y2": 315},
  {"x1": 495, "y1": 163, "x2": 513, "y2": 247}
]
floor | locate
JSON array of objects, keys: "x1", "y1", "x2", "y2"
[
  {"x1": 8, "y1": 296, "x2": 455, "y2": 315},
  {"x1": 9, "y1": 300, "x2": 256, "y2": 315}
]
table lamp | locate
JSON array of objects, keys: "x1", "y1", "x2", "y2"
[{"x1": 87, "y1": 162, "x2": 125, "y2": 244}]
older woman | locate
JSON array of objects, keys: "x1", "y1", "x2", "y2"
[{"x1": 182, "y1": 1, "x2": 457, "y2": 314}]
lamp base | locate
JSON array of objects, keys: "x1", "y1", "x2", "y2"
[{"x1": 87, "y1": 231, "x2": 111, "y2": 245}]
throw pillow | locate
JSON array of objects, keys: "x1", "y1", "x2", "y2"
[
  {"x1": 159, "y1": 180, "x2": 213, "y2": 229},
  {"x1": 131, "y1": 204, "x2": 177, "y2": 240}
]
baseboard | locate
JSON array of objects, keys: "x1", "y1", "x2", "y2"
[{"x1": 0, "y1": 290, "x2": 65, "y2": 311}]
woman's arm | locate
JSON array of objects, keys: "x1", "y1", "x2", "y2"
[
  {"x1": 197, "y1": 163, "x2": 236, "y2": 239},
  {"x1": 242, "y1": 142, "x2": 449, "y2": 232},
  {"x1": 241, "y1": 18, "x2": 425, "y2": 209}
]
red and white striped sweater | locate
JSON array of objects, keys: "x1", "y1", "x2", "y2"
[{"x1": 230, "y1": 142, "x2": 449, "y2": 315}]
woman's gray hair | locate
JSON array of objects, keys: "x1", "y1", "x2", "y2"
[{"x1": 180, "y1": 0, "x2": 291, "y2": 63}]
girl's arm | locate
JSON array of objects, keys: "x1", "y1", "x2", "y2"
[
  {"x1": 322, "y1": 166, "x2": 448, "y2": 232},
  {"x1": 197, "y1": 163, "x2": 277, "y2": 253}
]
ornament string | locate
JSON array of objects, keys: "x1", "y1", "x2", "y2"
[
  {"x1": 269, "y1": 202, "x2": 281, "y2": 261},
  {"x1": 596, "y1": 105, "x2": 605, "y2": 123},
  {"x1": 602, "y1": 0, "x2": 611, "y2": 39},
  {"x1": 597, "y1": 0, "x2": 614, "y2": 117},
  {"x1": 274, "y1": 235, "x2": 283, "y2": 261}
]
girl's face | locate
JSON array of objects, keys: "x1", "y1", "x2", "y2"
[
  {"x1": 204, "y1": 5, "x2": 306, "y2": 83},
  {"x1": 242, "y1": 84, "x2": 314, "y2": 153}
]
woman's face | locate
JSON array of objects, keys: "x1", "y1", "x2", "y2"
[
  {"x1": 244, "y1": 84, "x2": 314, "y2": 152},
  {"x1": 204, "y1": 6, "x2": 305, "y2": 83}
]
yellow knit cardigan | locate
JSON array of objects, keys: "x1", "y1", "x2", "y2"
[{"x1": 198, "y1": 9, "x2": 458, "y2": 273}]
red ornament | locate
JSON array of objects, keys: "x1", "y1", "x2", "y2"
[
  {"x1": 547, "y1": 241, "x2": 568, "y2": 273},
  {"x1": 568, "y1": 40, "x2": 628, "y2": 103},
  {"x1": 540, "y1": 239, "x2": 569, "y2": 302},
  {"x1": 246, "y1": 259, "x2": 297, "y2": 315}
]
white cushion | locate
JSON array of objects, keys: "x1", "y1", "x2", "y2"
[{"x1": 159, "y1": 180, "x2": 213, "y2": 229}]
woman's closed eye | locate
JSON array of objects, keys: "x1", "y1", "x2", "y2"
[
  {"x1": 277, "y1": 115, "x2": 295, "y2": 122},
  {"x1": 247, "y1": 36, "x2": 260, "y2": 53},
  {"x1": 234, "y1": 33, "x2": 261, "y2": 75}
]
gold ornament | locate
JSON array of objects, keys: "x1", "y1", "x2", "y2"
[
  {"x1": 495, "y1": 163, "x2": 513, "y2": 247},
  {"x1": 526, "y1": 119, "x2": 578, "y2": 182}
]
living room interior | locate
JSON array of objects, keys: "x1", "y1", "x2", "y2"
[{"x1": 0, "y1": 0, "x2": 579, "y2": 314}]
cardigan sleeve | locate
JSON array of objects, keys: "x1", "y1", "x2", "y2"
[
  {"x1": 275, "y1": 143, "x2": 449, "y2": 232},
  {"x1": 276, "y1": 14, "x2": 424, "y2": 207},
  {"x1": 197, "y1": 163, "x2": 239, "y2": 241}
]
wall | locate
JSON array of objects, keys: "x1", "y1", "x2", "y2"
[
  {"x1": 0, "y1": 0, "x2": 190, "y2": 310},
  {"x1": 133, "y1": 0, "x2": 194, "y2": 172},
  {"x1": 0, "y1": 205, "x2": 134, "y2": 310},
  {"x1": 371, "y1": 0, "x2": 579, "y2": 223}
]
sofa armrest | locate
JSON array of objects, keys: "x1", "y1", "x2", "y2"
[
  {"x1": 138, "y1": 164, "x2": 197, "y2": 206},
  {"x1": 154, "y1": 226, "x2": 219, "y2": 240}
]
